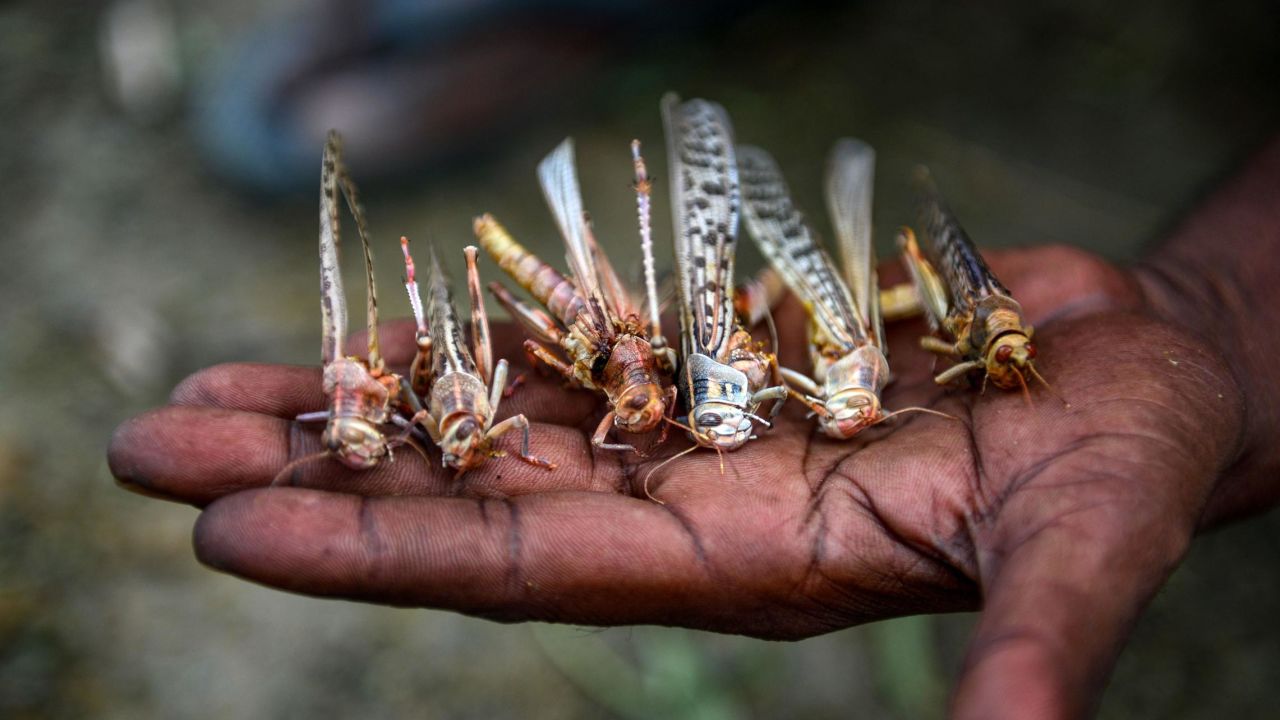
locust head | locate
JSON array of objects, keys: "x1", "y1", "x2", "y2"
[
  {"x1": 689, "y1": 402, "x2": 753, "y2": 451},
  {"x1": 984, "y1": 332, "x2": 1037, "y2": 391},
  {"x1": 820, "y1": 388, "x2": 883, "y2": 439},
  {"x1": 323, "y1": 417, "x2": 389, "y2": 470},
  {"x1": 603, "y1": 336, "x2": 670, "y2": 435},
  {"x1": 615, "y1": 383, "x2": 667, "y2": 434},
  {"x1": 439, "y1": 414, "x2": 489, "y2": 472}
]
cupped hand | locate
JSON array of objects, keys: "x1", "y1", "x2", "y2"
[{"x1": 108, "y1": 245, "x2": 1242, "y2": 719}]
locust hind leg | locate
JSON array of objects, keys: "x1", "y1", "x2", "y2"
[
  {"x1": 488, "y1": 281, "x2": 565, "y2": 346},
  {"x1": 486, "y1": 414, "x2": 556, "y2": 470},
  {"x1": 523, "y1": 339, "x2": 578, "y2": 386},
  {"x1": 464, "y1": 246, "x2": 495, "y2": 386},
  {"x1": 399, "y1": 377, "x2": 443, "y2": 444},
  {"x1": 879, "y1": 281, "x2": 923, "y2": 322},
  {"x1": 920, "y1": 336, "x2": 963, "y2": 358},
  {"x1": 399, "y1": 237, "x2": 435, "y2": 396},
  {"x1": 896, "y1": 227, "x2": 949, "y2": 332}
]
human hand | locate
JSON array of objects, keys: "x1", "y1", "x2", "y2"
[{"x1": 109, "y1": 245, "x2": 1241, "y2": 719}]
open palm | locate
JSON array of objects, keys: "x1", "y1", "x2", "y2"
[{"x1": 110, "y1": 245, "x2": 1239, "y2": 719}]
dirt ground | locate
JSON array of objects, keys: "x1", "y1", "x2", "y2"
[{"x1": 2, "y1": 1, "x2": 1277, "y2": 718}]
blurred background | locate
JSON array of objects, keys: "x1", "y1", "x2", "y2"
[{"x1": 2, "y1": 0, "x2": 1279, "y2": 717}]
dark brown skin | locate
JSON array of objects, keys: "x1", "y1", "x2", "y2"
[{"x1": 108, "y1": 137, "x2": 1280, "y2": 720}]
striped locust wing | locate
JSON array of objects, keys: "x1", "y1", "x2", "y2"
[
  {"x1": 537, "y1": 139, "x2": 613, "y2": 336},
  {"x1": 661, "y1": 93, "x2": 741, "y2": 362},
  {"x1": 320, "y1": 131, "x2": 384, "y2": 368},
  {"x1": 738, "y1": 145, "x2": 863, "y2": 354},
  {"x1": 825, "y1": 138, "x2": 886, "y2": 351},
  {"x1": 319, "y1": 133, "x2": 347, "y2": 367},
  {"x1": 912, "y1": 167, "x2": 1011, "y2": 321},
  {"x1": 424, "y1": 243, "x2": 480, "y2": 380}
]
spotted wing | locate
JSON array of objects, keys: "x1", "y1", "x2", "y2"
[
  {"x1": 662, "y1": 93, "x2": 741, "y2": 360},
  {"x1": 826, "y1": 138, "x2": 885, "y2": 351},
  {"x1": 333, "y1": 156, "x2": 382, "y2": 368},
  {"x1": 738, "y1": 145, "x2": 862, "y2": 353},
  {"x1": 538, "y1": 139, "x2": 613, "y2": 336},
  {"x1": 318, "y1": 132, "x2": 347, "y2": 366},
  {"x1": 913, "y1": 167, "x2": 1011, "y2": 321}
]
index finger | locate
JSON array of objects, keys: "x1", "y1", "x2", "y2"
[{"x1": 194, "y1": 488, "x2": 745, "y2": 629}]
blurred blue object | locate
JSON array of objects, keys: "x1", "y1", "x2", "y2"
[{"x1": 194, "y1": 0, "x2": 759, "y2": 195}]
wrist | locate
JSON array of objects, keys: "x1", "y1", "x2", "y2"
[{"x1": 1133, "y1": 138, "x2": 1280, "y2": 526}]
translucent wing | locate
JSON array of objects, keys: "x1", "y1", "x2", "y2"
[
  {"x1": 662, "y1": 93, "x2": 741, "y2": 359},
  {"x1": 318, "y1": 132, "x2": 347, "y2": 366},
  {"x1": 738, "y1": 145, "x2": 862, "y2": 352},
  {"x1": 826, "y1": 138, "x2": 884, "y2": 350},
  {"x1": 896, "y1": 227, "x2": 950, "y2": 332},
  {"x1": 538, "y1": 139, "x2": 612, "y2": 333}
]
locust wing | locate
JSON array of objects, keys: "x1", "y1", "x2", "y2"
[
  {"x1": 319, "y1": 132, "x2": 347, "y2": 367},
  {"x1": 825, "y1": 138, "x2": 885, "y2": 351},
  {"x1": 662, "y1": 93, "x2": 741, "y2": 360},
  {"x1": 913, "y1": 167, "x2": 1011, "y2": 322},
  {"x1": 319, "y1": 131, "x2": 385, "y2": 367},
  {"x1": 537, "y1": 139, "x2": 613, "y2": 337},
  {"x1": 424, "y1": 243, "x2": 478, "y2": 379},
  {"x1": 738, "y1": 145, "x2": 863, "y2": 354}
]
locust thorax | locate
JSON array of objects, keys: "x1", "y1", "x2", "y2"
[
  {"x1": 689, "y1": 401, "x2": 753, "y2": 451},
  {"x1": 321, "y1": 358, "x2": 394, "y2": 469},
  {"x1": 323, "y1": 417, "x2": 389, "y2": 469},
  {"x1": 438, "y1": 412, "x2": 488, "y2": 471},
  {"x1": 602, "y1": 335, "x2": 668, "y2": 434},
  {"x1": 682, "y1": 353, "x2": 755, "y2": 450},
  {"x1": 818, "y1": 346, "x2": 890, "y2": 438}
]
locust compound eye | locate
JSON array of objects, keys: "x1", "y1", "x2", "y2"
[
  {"x1": 454, "y1": 419, "x2": 477, "y2": 440},
  {"x1": 1026, "y1": 344, "x2": 1037, "y2": 359},
  {"x1": 628, "y1": 393, "x2": 649, "y2": 410},
  {"x1": 995, "y1": 345, "x2": 1014, "y2": 363},
  {"x1": 698, "y1": 413, "x2": 722, "y2": 427}
]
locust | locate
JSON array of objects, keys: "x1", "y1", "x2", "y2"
[
  {"x1": 276, "y1": 131, "x2": 412, "y2": 483},
  {"x1": 662, "y1": 93, "x2": 787, "y2": 454},
  {"x1": 739, "y1": 140, "x2": 955, "y2": 438},
  {"x1": 474, "y1": 137, "x2": 676, "y2": 453},
  {"x1": 399, "y1": 238, "x2": 555, "y2": 474},
  {"x1": 898, "y1": 168, "x2": 1051, "y2": 396}
]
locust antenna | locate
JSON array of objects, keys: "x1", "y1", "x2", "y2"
[
  {"x1": 270, "y1": 451, "x2": 332, "y2": 487},
  {"x1": 1012, "y1": 367, "x2": 1033, "y2": 408},
  {"x1": 868, "y1": 406, "x2": 962, "y2": 429},
  {"x1": 642, "y1": 444, "x2": 699, "y2": 504},
  {"x1": 1028, "y1": 363, "x2": 1070, "y2": 408},
  {"x1": 632, "y1": 139, "x2": 664, "y2": 344}
]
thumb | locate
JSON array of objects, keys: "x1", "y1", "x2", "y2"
[{"x1": 950, "y1": 497, "x2": 1192, "y2": 719}]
